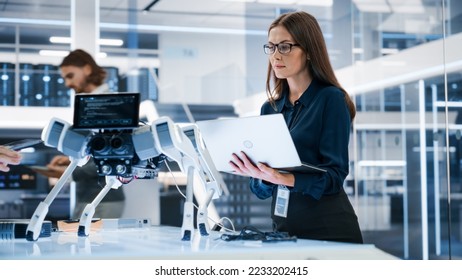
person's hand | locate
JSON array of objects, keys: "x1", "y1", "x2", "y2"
[
  {"x1": 0, "y1": 146, "x2": 22, "y2": 172},
  {"x1": 49, "y1": 155, "x2": 71, "y2": 167},
  {"x1": 229, "y1": 151, "x2": 294, "y2": 186},
  {"x1": 46, "y1": 155, "x2": 70, "y2": 178},
  {"x1": 34, "y1": 155, "x2": 70, "y2": 178}
]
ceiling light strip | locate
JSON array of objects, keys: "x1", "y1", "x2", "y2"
[
  {"x1": 0, "y1": 18, "x2": 266, "y2": 36},
  {"x1": 39, "y1": 50, "x2": 107, "y2": 58},
  {"x1": 100, "y1": 22, "x2": 267, "y2": 36},
  {"x1": 0, "y1": 18, "x2": 69, "y2": 26},
  {"x1": 220, "y1": 0, "x2": 333, "y2": 6},
  {"x1": 50, "y1": 36, "x2": 123, "y2": 46}
]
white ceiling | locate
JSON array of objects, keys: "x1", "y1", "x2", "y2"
[
  {"x1": 0, "y1": 0, "x2": 335, "y2": 52},
  {"x1": 0, "y1": 0, "x2": 330, "y2": 30},
  {"x1": 1, "y1": 0, "x2": 461, "y2": 102},
  {"x1": 0, "y1": 0, "x2": 459, "y2": 66},
  {"x1": 0, "y1": 0, "x2": 454, "y2": 41}
]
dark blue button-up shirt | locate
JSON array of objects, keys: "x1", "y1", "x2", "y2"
[{"x1": 249, "y1": 79, "x2": 352, "y2": 200}]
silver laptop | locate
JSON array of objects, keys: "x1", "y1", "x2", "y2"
[{"x1": 196, "y1": 114, "x2": 326, "y2": 174}]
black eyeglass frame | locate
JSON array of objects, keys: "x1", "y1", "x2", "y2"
[{"x1": 263, "y1": 43, "x2": 301, "y2": 55}]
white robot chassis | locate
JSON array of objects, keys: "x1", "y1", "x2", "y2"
[{"x1": 25, "y1": 115, "x2": 227, "y2": 242}]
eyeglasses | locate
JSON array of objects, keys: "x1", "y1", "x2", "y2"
[{"x1": 263, "y1": 43, "x2": 300, "y2": 55}]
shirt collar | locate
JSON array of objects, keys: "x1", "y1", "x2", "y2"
[
  {"x1": 91, "y1": 83, "x2": 110, "y2": 95},
  {"x1": 275, "y1": 79, "x2": 321, "y2": 112}
]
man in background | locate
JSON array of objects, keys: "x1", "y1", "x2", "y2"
[{"x1": 37, "y1": 49, "x2": 125, "y2": 219}]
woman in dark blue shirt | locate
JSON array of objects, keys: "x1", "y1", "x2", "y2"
[{"x1": 230, "y1": 11, "x2": 363, "y2": 244}]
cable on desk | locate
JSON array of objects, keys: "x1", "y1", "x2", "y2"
[
  {"x1": 220, "y1": 225, "x2": 297, "y2": 243},
  {"x1": 163, "y1": 159, "x2": 237, "y2": 234}
]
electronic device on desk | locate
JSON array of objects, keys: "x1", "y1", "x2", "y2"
[
  {"x1": 26, "y1": 92, "x2": 227, "y2": 242},
  {"x1": 0, "y1": 219, "x2": 52, "y2": 240},
  {"x1": 0, "y1": 142, "x2": 50, "y2": 193},
  {"x1": 56, "y1": 218, "x2": 152, "y2": 232},
  {"x1": 0, "y1": 165, "x2": 37, "y2": 190},
  {"x1": 72, "y1": 92, "x2": 162, "y2": 178},
  {"x1": 196, "y1": 114, "x2": 326, "y2": 174},
  {"x1": 3, "y1": 138, "x2": 43, "y2": 151}
]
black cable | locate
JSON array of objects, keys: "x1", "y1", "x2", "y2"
[
  {"x1": 220, "y1": 225, "x2": 296, "y2": 243},
  {"x1": 142, "y1": 0, "x2": 161, "y2": 12}
]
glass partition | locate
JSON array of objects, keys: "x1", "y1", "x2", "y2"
[{"x1": 345, "y1": 0, "x2": 461, "y2": 259}]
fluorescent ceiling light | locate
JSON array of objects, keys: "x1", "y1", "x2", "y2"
[
  {"x1": 39, "y1": 50, "x2": 107, "y2": 58},
  {"x1": 49, "y1": 36, "x2": 72, "y2": 44},
  {"x1": 2, "y1": 18, "x2": 266, "y2": 36},
  {"x1": 50, "y1": 36, "x2": 123, "y2": 46},
  {"x1": 39, "y1": 50, "x2": 70, "y2": 57},
  {"x1": 220, "y1": 0, "x2": 333, "y2": 5},
  {"x1": 219, "y1": 0, "x2": 255, "y2": 2},
  {"x1": 99, "y1": 39, "x2": 124, "y2": 46},
  {"x1": 353, "y1": 0, "x2": 424, "y2": 13},
  {"x1": 297, "y1": 0, "x2": 333, "y2": 6},
  {"x1": 101, "y1": 22, "x2": 266, "y2": 36},
  {"x1": 256, "y1": 0, "x2": 296, "y2": 4},
  {"x1": 352, "y1": 0, "x2": 391, "y2": 13}
]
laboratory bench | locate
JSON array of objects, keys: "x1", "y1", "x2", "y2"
[{"x1": 0, "y1": 225, "x2": 398, "y2": 260}]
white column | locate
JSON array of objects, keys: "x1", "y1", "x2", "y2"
[
  {"x1": 418, "y1": 79, "x2": 429, "y2": 260},
  {"x1": 70, "y1": 0, "x2": 99, "y2": 56}
]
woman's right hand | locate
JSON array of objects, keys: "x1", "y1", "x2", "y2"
[{"x1": 229, "y1": 151, "x2": 295, "y2": 187}]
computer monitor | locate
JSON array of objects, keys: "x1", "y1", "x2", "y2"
[{"x1": 73, "y1": 92, "x2": 140, "y2": 130}]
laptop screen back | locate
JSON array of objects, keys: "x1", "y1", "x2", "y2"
[{"x1": 196, "y1": 114, "x2": 302, "y2": 173}]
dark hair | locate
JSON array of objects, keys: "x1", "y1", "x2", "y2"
[
  {"x1": 60, "y1": 49, "x2": 107, "y2": 86},
  {"x1": 265, "y1": 11, "x2": 356, "y2": 120}
]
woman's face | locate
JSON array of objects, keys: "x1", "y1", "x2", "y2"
[{"x1": 267, "y1": 25, "x2": 308, "y2": 81}]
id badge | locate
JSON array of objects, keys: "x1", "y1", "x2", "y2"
[{"x1": 274, "y1": 185, "x2": 290, "y2": 218}]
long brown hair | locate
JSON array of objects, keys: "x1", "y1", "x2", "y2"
[
  {"x1": 265, "y1": 11, "x2": 356, "y2": 120},
  {"x1": 60, "y1": 49, "x2": 107, "y2": 87}
]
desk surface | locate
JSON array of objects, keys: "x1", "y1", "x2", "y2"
[{"x1": 0, "y1": 226, "x2": 398, "y2": 260}]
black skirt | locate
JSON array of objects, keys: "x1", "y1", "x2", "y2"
[{"x1": 271, "y1": 188, "x2": 363, "y2": 244}]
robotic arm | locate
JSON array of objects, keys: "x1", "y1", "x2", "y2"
[
  {"x1": 27, "y1": 115, "x2": 226, "y2": 241},
  {"x1": 152, "y1": 118, "x2": 227, "y2": 239},
  {"x1": 26, "y1": 118, "x2": 90, "y2": 241},
  {"x1": 181, "y1": 124, "x2": 228, "y2": 199},
  {"x1": 27, "y1": 117, "x2": 160, "y2": 240},
  {"x1": 77, "y1": 124, "x2": 162, "y2": 237},
  {"x1": 181, "y1": 124, "x2": 229, "y2": 236}
]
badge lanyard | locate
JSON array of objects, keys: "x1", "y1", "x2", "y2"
[
  {"x1": 276, "y1": 101, "x2": 303, "y2": 218},
  {"x1": 274, "y1": 185, "x2": 290, "y2": 218}
]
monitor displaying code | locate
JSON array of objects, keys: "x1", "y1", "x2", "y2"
[{"x1": 73, "y1": 93, "x2": 140, "y2": 130}]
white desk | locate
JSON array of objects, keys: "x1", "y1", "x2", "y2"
[{"x1": 0, "y1": 225, "x2": 398, "y2": 260}]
